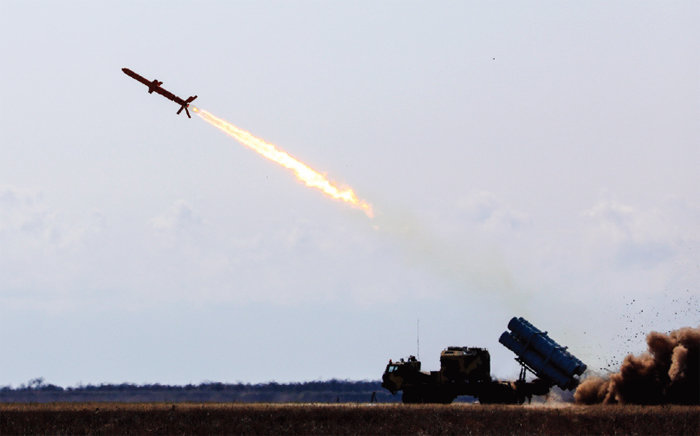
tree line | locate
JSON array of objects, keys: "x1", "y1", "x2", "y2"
[{"x1": 0, "y1": 378, "x2": 401, "y2": 403}]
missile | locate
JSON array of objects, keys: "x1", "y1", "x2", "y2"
[{"x1": 122, "y1": 68, "x2": 197, "y2": 118}]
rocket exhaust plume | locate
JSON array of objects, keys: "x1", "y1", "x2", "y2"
[{"x1": 192, "y1": 107, "x2": 373, "y2": 218}]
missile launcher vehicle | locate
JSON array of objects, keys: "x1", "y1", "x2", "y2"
[{"x1": 381, "y1": 317, "x2": 586, "y2": 404}]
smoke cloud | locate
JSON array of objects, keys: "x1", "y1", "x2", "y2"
[{"x1": 574, "y1": 326, "x2": 699, "y2": 404}]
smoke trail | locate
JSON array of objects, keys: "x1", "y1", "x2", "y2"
[
  {"x1": 574, "y1": 326, "x2": 700, "y2": 404},
  {"x1": 192, "y1": 108, "x2": 520, "y2": 308},
  {"x1": 191, "y1": 107, "x2": 373, "y2": 218}
]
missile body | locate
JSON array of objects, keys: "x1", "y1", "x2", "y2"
[{"x1": 122, "y1": 68, "x2": 197, "y2": 118}]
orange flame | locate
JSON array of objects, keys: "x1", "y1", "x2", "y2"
[{"x1": 192, "y1": 107, "x2": 373, "y2": 218}]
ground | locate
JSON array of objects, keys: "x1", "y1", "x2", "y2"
[{"x1": 0, "y1": 403, "x2": 697, "y2": 434}]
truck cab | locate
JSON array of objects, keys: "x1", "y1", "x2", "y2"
[{"x1": 382, "y1": 356, "x2": 425, "y2": 394}]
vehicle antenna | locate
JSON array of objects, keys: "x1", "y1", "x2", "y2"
[{"x1": 417, "y1": 319, "x2": 420, "y2": 360}]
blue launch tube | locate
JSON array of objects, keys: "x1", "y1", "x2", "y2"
[
  {"x1": 506, "y1": 317, "x2": 587, "y2": 376},
  {"x1": 498, "y1": 332, "x2": 577, "y2": 390}
]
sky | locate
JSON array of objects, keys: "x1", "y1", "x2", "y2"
[{"x1": 0, "y1": 1, "x2": 698, "y2": 387}]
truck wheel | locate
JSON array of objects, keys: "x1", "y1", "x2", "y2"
[
  {"x1": 402, "y1": 390, "x2": 421, "y2": 404},
  {"x1": 437, "y1": 394, "x2": 455, "y2": 404},
  {"x1": 479, "y1": 383, "x2": 520, "y2": 404},
  {"x1": 421, "y1": 389, "x2": 454, "y2": 404}
]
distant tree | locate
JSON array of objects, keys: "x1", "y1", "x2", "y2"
[{"x1": 28, "y1": 377, "x2": 45, "y2": 390}]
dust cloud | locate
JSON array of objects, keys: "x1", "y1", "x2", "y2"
[{"x1": 574, "y1": 326, "x2": 699, "y2": 404}]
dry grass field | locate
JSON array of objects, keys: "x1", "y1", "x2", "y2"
[{"x1": 0, "y1": 402, "x2": 697, "y2": 435}]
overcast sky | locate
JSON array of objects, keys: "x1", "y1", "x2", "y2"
[{"x1": 0, "y1": 1, "x2": 698, "y2": 387}]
